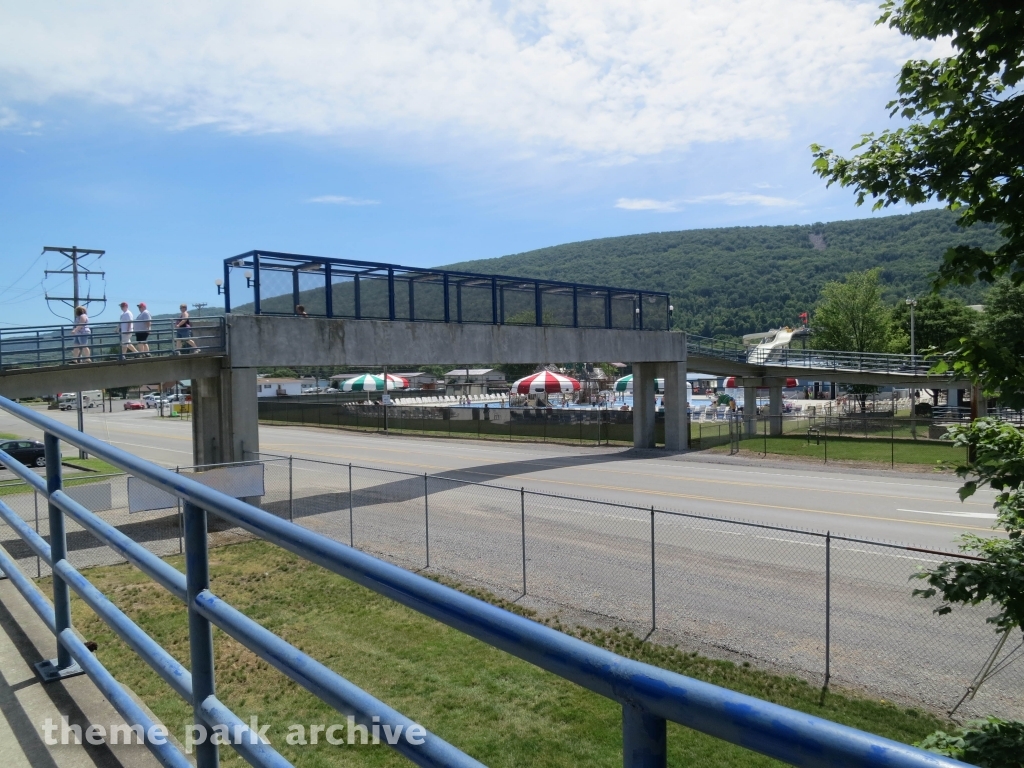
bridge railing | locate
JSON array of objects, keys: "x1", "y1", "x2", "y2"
[
  {"x1": 0, "y1": 395, "x2": 965, "y2": 768},
  {"x1": 223, "y1": 250, "x2": 672, "y2": 331},
  {"x1": 687, "y1": 335, "x2": 935, "y2": 376},
  {"x1": 0, "y1": 317, "x2": 225, "y2": 372}
]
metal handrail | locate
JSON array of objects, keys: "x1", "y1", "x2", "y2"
[
  {"x1": 0, "y1": 394, "x2": 966, "y2": 768},
  {"x1": 687, "y1": 335, "x2": 944, "y2": 377},
  {"x1": 0, "y1": 317, "x2": 225, "y2": 372}
]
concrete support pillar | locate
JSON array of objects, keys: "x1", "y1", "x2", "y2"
[
  {"x1": 658, "y1": 361, "x2": 688, "y2": 452},
  {"x1": 192, "y1": 376, "x2": 223, "y2": 466},
  {"x1": 191, "y1": 367, "x2": 259, "y2": 466},
  {"x1": 970, "y1": 382, "x2": 983, "y2": 421},
  {"x1": 632, "y1": 362, "x2": 658, "y2": 449},
  {"x1": 769, "y1": 385, "x2": 783, "y2": 436},
  {"x1": 948, "y1": 387, "x2": 961, "y2": 411},
  {"x1": 743, "y1": 386, "x2": 758, "y2": 437}
]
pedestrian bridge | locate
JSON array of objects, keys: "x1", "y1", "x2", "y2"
[
  {"x1": 686, "y1": 335, "x2": 956, "y2": 386},
  {"x1": 0, "y1": 251, "x2": 959, "y2": 462}
]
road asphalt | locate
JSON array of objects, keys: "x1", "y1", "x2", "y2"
[{"x1": 0, "y1": 404, "x2": 999, "y2": 551}]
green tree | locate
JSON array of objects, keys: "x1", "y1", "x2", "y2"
[
  {"x1": 917, "y1": 717, "x2": 1024, "y2": 767},
  {"x1": 810, "y1": 3, "x2": 1024, "y2": 737},
  {"x1": 914, "y1": 419, "x2": 1024, "y2": 635},
  {"x1": 810, "y1": 1, "x2": 1024, "y2": 288},
  {"x1": 811, "y1": 269, "x2": 905, "y2": 353},
  {"x1": 940, "y1": 279, "x2": 1024, "y2": 409},
  {"x1": 891, "y1": 293, "x2": 978, "y2": 354},
  {"x1": 494, "y1": 363, "x2": 539, "y2": 382}
]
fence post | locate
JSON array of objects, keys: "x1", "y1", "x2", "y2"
[
  {"x1": 520, "y1": 488, "x2": 527, "y2": 597},
  {"x1": 891, "y1": 417, "x2": 895, "y2": 468},
  {"x1": 424, "y1": 473, "x2": 430, "y2": 568},
  {"x1": 650, "y1": 506, "x2": 656, "y2": 635},
  {"x1": 34, "y1": 490, "x2": 40, "y2": 578},
  {"x1": 820, "y1": 530, "x2": 832, "y2": 703},
  {"x1": 35, "y1": 433, "x2": 83, "y2": 680},
  {"x1": 183, "y1": 501, "x2": 218, "y2": 768},
  {"x1": 348, "y1": 462, "x2": 354, "y2": 547},
  {"x1": 622, "y1": 702, "x2": 667, "y2": 768},
  {"x1": 288, "y1": 455, "x2": 294, "y2": 522},
  {"x1": 175, "y1": 466, "x2": 183, "y2": 554}
]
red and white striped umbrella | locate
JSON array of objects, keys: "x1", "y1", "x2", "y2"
[
  {"x1": 511, "y1": 371, "x2": 581, "y2": 394},
  {"x1": 382, "y1": 373, "x2": 409, "y2": 389}
]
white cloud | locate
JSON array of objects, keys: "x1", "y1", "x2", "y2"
[
  {"x1": 306, "y1": 195, "x2": 380, "y2": 206},
  {"x1": 0, "y1": 2, "x2": 941, "y2": 159},
  {"x1": 616, "y1": 190, "x2": 799, "y2": 211},
  {"x1": 615, "y1": 198, "x2": 678, "y2": 212},
  {"x1": 685, "y1": 192, "x2": 799, "y2": 207}
]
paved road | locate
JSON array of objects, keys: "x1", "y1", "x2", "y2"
[
  {"x1": 1, "y1": 405, "x2": 1017, "y2": 720},
  {"x1": 0, "y1": 405, "x2": 1000, "y2": 550}
]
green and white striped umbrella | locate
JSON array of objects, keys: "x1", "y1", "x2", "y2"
[
  {"x1": 339, "y1": 374, "x2": 387, "y2": 392},
  {"x1": 613, "y1": 375, "x2": 665, "y2": 393}
]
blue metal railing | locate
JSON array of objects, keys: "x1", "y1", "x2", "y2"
[
  {"x1": 0, "y1": 395, "x2": 965, "y2": 768},
  {"x1": 223, "y1": 250, "x2": 673, "y2": 331},
  {"x1": 0, "y1": 317, "x2": 225, "y2": 372}
]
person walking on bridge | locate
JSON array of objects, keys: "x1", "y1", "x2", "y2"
[
  {"x1": 174, "y1": 304, "x2": 197, "y2": 354},
  {"x1": 118, "y1": 302, "x2": 138, "y2": 359},
  {"x1": 135, "y1": 302, "x2": 152, "y2": 356},
  {"x1": 71, "y1": 305, "x2": 91, "y2": 363}
]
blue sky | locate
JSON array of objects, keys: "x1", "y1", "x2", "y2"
[{"x1": 0, "y1": 1, "x2": 945, "y2": 327}]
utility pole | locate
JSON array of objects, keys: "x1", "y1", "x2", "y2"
[
  {"x1": 44, "y1": 246, "x2": 106, "y2": 459},
  {"x1": 906, "y1": 298, "x2": 917, "y2": 439},
  {"x1": 191, "y1": 302, "x2": 208, "y2": 317}
]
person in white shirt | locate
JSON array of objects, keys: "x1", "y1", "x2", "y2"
[
  {"x1": 134, "y1": 302, "x2": 152, "y2": 356},
  {"x1": 71, "y1": 305, "x2": 91, "y2": 363},
  {"x1": 119, "y1": 302, "x2": 138, "y2": 358}
]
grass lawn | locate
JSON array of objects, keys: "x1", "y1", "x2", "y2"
[
  {"x1": 54, "y1": 540, "x2": 947, "y2": 767},
  {"x1": 713, "y1": 435, "x2": 966, "y2": 466},
  {"x1": 60, "y1": 457, "x2": 121, "y2": 474},
  {"x1": 0, "y1": 463, "x2": 122, "y2": 497}
]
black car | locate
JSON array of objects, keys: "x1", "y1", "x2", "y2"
[{"x1": 0, "y1": 439, "x2": 46, "y2": 468}]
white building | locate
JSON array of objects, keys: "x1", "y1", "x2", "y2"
[
  {"x1": 443, "y1": 368, "x2": 508, "y2": 396},
  {"x1": 256, "y1": 378, "x2": 304, "y2": 398}
]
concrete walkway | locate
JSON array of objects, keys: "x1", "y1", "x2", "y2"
[{"x1": 0, "y1": 579, "x2": 166, "y2": 767}]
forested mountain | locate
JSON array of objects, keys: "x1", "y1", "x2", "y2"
[{"x1": 443, "y1": 209, "x2": 1002, "y2": 339}]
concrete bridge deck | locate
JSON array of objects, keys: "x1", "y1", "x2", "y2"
[{"x1": 0, "y1": 578, "x2": 162, "y2": 767}]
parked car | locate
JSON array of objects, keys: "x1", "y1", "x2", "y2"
[
  {"x1": 0, "y1": 439, "x2": 46, "y2": 468},
  {"x1": 123, "y1": 400, "x2": 146, "y2": 410}
]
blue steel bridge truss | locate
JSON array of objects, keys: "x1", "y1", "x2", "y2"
[{"x1": 223, "y1": 251, "x2": 673, "y2": 331}]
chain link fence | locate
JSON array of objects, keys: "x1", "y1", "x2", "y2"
[
  {"x1": 2, "y1": 453, "x2": 1020, "y2": 722},
  {"x1": 252, "y1": 452, "x2": 1023, "y2": 721},
  {"x1": 259, "y1": 398, "x2": 978, "y2": 464},
  {"x1": 259, "y1": 400, "x2": 639, "y2": 445}
]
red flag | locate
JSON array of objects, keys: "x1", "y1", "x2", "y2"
[{"x1": 798, "y1": 312, "x2": 809, "y2": 325}]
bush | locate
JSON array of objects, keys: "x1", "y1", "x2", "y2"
[{"x1": 917, "y1": 717, "x2": 1024, "y2": 767}]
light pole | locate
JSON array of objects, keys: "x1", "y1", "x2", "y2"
[{"x1": 906, "y1": 298, "x2": 917, "y2": 437}]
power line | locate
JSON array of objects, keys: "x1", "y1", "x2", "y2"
[{"x1": 0, "y1": 251, "x2": 46, "y2": 300}]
